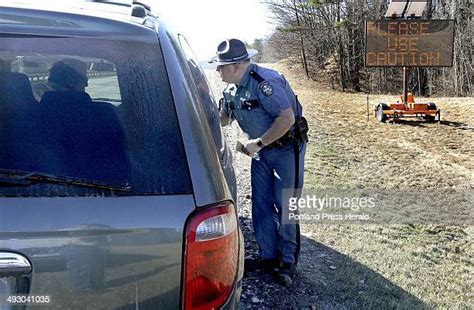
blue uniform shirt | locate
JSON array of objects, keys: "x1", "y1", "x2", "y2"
[{"x1": 222, "y1": 63, "x2": 302, "y2": 139}]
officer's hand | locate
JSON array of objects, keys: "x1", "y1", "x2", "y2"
[{"x1": 244, "y1": 139, "x2": 262, "y2": 156}]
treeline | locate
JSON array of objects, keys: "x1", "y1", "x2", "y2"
[{"x1": 251, "y1": 0, "x2": 472, "y2": 96}]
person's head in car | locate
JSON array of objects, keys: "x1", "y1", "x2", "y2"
[{"x1": 48, "y1": 58, "x2": 88, "y2": 92}]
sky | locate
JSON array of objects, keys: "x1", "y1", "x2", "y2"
[
  {"x1": 151, "y1": 0, "x2": 275, "y2": 61},
  {"x1": 2, "y1": 0, "x2": 275, "y2": 61}
]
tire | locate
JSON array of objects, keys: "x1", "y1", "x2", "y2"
[
  {"x1": 424, "y1": 102, "x2": 437, "y2": 122},
  {"x1": 376, "y1": 103, "x2": 388, "y2": 123}
]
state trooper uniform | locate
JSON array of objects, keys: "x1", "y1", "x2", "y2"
[{"x1": 210, "y1": 39, "x2": 307, "y2": 284}]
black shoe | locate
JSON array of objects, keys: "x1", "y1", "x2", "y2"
[
  {"x1": 244, "y1": 258, "x2": 279, "y2": 273},
  {"x1": 276, "y1": 263, "x2": 296, "y2": 287}
]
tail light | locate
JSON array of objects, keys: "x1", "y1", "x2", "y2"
[{"x1": 182, "y1": 202, "x2": 239, "y2": 310}]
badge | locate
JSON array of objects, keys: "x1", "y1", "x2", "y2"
[
  {"x1": 259, "y1": 82, "x2": 273, "y2": 97},
  {"x1": 242, "y1": 99, "x2": 259, "y2": 110}
]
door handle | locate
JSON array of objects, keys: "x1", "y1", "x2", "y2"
[{"x1": 0, "y1": 252, "x2": 32, "y2": 277}]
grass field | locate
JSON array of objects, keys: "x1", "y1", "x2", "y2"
[
  {"x1": 206, "y1": 62, "x2": 472, "y2": 308},
  {"x1": 272, "y1": 60, "x2": 473, "y2": 308}
]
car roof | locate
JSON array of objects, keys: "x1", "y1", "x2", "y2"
[{"x1": 0, "y1": 1, "x2": 160, "y2": 43}]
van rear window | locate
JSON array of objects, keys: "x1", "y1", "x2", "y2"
[{"x1": 0, "y1": 36, "x2": 192, "y2": 196}]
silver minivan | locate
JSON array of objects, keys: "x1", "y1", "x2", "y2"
[{"x1": 0, "y1": 2, "x2": 243, "y2": 309}]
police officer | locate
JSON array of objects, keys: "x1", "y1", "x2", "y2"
[{"x1": 209, "y1": 39, "x2": 307, "y2": 286}]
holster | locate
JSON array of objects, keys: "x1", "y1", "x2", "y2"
[
  {"x1": 267, "y1": 117, "x2": 309, "y2": 149},
  {"x1": 294, "y1": 116, "x2": 309, "y2": 143}
]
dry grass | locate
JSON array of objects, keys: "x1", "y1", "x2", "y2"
[
  {"x1": 268, "y1": 60, "x2": 473, "y2": 309},
  {"x1": 205, "y1": 62, "x2": 472, "y2": 308}
]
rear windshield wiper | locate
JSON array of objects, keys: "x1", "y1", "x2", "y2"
[
  {"x1": 92, "y1": 97, "x2": 122, "y2": 103},
  {"x1": 0, "y1": 169, "x2": 131, "y2": 192}
]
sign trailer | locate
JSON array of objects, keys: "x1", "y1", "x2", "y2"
[{"x1": 365, "y1": 1, "x2": 455, "y2": 123}]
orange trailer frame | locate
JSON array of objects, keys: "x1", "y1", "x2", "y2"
[
  {"x1": 375, "y1": 92, "x2": 441, "y2": 123},
  {"x1": 374, "y1": 68, "x2": 441, "y2": 123}
]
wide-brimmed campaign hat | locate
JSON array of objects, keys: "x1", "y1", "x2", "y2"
[{"x1": 208, "y1": 39, "x2": 258, "y2": 65}]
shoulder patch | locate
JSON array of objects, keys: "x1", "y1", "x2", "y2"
[
  {"x1": 259, "y1": 81, "x2": 273, "y2": 97},
  {"x1": 250, "y1": 69, "x2": 273, "y2": 96}
]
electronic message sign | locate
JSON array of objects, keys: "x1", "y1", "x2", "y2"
[{"x1": 365, "y1": 20, "x2": 455, "y2": 67}]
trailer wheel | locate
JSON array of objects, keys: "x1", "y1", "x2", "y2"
[
  {"x1": 424, "y1": 102, "x2": 437, "y2": 122},
  {"x1": 376, "y1": 103, "x2": 388, "y2": 123}
]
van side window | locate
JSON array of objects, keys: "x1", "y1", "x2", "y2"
[{"x1": 177, "y1": 34, "x2": 224, "y2": 153}]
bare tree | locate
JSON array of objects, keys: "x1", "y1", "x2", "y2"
[{"x1": 261, "y1": 0, "x2": 472, "y2": 96}]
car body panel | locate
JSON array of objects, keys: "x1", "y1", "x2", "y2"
[
  {"x1": 0, "y1": 6, "x2": 158, "y2": 43},
  {"x1": 0, "y1": 195, "x2": 195, "y2": 309},
  {"x1": 0, "y1": 4, "x2": 242, "y2": 309}
]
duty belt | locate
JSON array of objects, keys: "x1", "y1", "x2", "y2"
[
  {"x1": 266, "y1": 115, "x2": 309, "y2": 149},
  {"x1": 266, "y1": 130, "x2": 297, "y2": 149}
]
